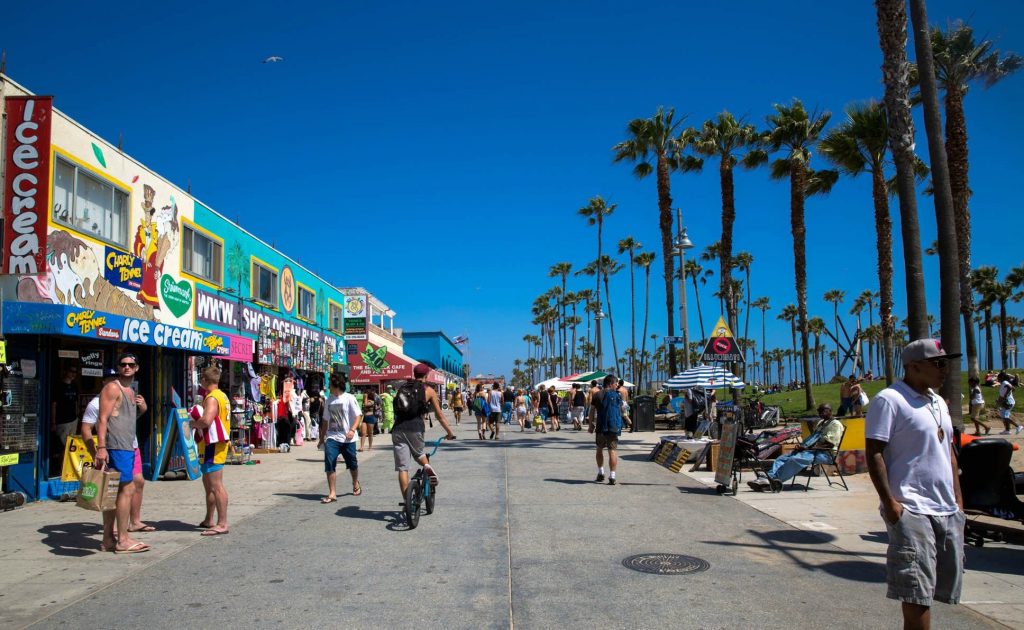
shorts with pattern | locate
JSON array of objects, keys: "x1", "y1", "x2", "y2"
[
  {"x1": 201, "y1": 442, "x2": 229, "y2": 474},
  {"x1": 595, "y1": 432, "x2": 619, "y2": 450},
  {"x1": 884, "y1": 508, "x2": 965, "y2": 606},
  {"x1": 392, "y1": 429, "x2": 425, "y2": 472}
]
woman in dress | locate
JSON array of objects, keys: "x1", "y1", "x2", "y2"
[{"x1": 547, "y1": 385, "x2": 562, "y2": 431}]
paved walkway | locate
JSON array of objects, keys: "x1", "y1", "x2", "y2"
[{"x1": 0, "y1": 417, "x2": 1017, "y2": 629}]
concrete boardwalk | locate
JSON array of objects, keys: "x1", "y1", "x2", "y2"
[{"x1": 0, "y1": 417, "x2": 1016, "y2": 629}]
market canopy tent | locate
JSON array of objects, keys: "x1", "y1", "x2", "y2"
[
  {"x1": 664, "y1": 365, "x2": 746, "y2": 390},
  {"x1": 564, "y1": 370, "x2": 611, "y2": 383},
  {"x1": 534, "y1": 377, "x2": 575, "y2": 391}
]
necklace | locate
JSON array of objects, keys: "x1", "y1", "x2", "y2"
[{"x1": 924, "y1": 394, "x2": 946, "y2": 443}]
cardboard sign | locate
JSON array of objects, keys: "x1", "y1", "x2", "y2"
[
  {"x1": 714, "y1": 420, "x2": 740, "y2": 487},
  {"x1": 701, "y1": 316, "x2": 745, "y2": 363}
]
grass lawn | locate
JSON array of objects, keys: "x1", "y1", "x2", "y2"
[{"x1": 757, "y1": 370, "x2": 1023, "y2": 419}]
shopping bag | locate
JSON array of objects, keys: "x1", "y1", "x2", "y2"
[{"x1": 76, "y1": 465, "x2": 120, "y2": 512}]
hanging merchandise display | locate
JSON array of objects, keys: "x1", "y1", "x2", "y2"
[{"x1": 257, "y1": 325, "x2": 337, "y2": 373}]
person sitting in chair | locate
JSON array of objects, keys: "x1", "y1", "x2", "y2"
[{"x1": 748, "y1": 403, "x2": 844, "y2": 492}]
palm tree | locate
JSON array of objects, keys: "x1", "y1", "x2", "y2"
[
  {"x1": 762, "y1": 100, "x2": 836, "y2": 410},
  {"x1": 733, "y1": 251, "x2": 755, "y2": 344},
  {"x1": 684, "y1": 258, "x2": 712, "y2": 340},
  {"x1": 564, "y1": 291, "x2": 580, "y2": 372},
  {"x1": 778, "y1": 304, "x2": 799, "y2": 383},
  {"x1": 908, "y1": 0, "x2": 963, "y2": 422},
  {"x1": 576, "y1": 289, "x2": 595, "y2": 367},
  {"x1": 548, "y1": 262, "x2": 573, "y2": 374},
  {"x1": 874, "y1": 0, "x2": 930, "y2": 340},
  {"x1": 699, "y1": 241, "x2": 724, "y2": 312},
  {"x1": 752, "y1": 297, "x2": 771, "y2": 386},
  {"x1": 808, "y1": 317, "x2": 827, "y2": 384},
  {"x1": 597, "y1": 254, "x2": 624, "y2": 373},
  {"x1": 613, "y1": 107, "x2": 703, "y2": 378},
  {"x1": 578, "y1": 196, "x2": 615, "y2": 370},
  {"x1": 819, "y1": 102, "x2": 910, "y2": 384},
  {"x1": 636, "y1": 251, "x2": 656, "y2": 391},
  {"x1": 972, "y1": 266, "x2": 999, "y2": 371},
  {"x1": 693, "y1": 112, "x2": 761, "y2": 339},
  {"x1": 619, "y1": 236, "x2": 642, "y2": 382},
  {"x1": 823, "y1": 289, "x2": 846, "y2": 378},
  {"x1": 923, "y1": 23, "x2": 1022, "y2": 381}
]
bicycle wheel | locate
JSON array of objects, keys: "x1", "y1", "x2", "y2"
[
  {"x1": 425, "y1": 477, "x2": 436, "y2": 515},
  {"x1": 404, "y1": 475, "x2": 422, "y2": 529}
]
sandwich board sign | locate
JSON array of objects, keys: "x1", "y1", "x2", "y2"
[{"x1": 701, "y1": 316, "x2": 744, "y2": 363}]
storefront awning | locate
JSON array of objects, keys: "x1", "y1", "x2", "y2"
[
  {"x1": 347, "y1": 340, "x2": 418, "y2": 384},
  {"x1": 2, "y1": 302, "x2": 232, "y2": 356}
]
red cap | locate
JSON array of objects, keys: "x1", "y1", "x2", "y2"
[{"x1": 413, "y1": 363, "x2": 431, "y2": 377}]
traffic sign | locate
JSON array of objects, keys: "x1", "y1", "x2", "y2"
[
  {"x1": 664, "y1": 336, "x2": 684, "y2": 344},
  {"x1": 700, "y1": 316, "x2": 744, "y2": 363}
]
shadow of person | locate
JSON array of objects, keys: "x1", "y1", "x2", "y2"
[
  {"x1": 37, "y1": 521, "x2": 104, "y2": 557},
  {"x1": 336, "y1": 505, "x2": 400, "y2": 522},
  {"x1": 543, "y1": 478, "x2": 593, "y2": 485},
  {"x1": 142, "y1": 519, "x2": 203, "y2": 532},
  {"x1": 273, "y1": 492, "x2": 326, "y2": 502}
]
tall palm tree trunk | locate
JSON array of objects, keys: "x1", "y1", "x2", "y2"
[
  {"x1": 657, "y1": 155, "x2": 678, "y2": 377},
  {"x1": 719, "y1": 161, "x2": 739, "y2": 339},
  {"x1": 984, "y1": 308, "x2": 994, "y2": 371},
  {"x1": 871, "y1": 167, "x2": 897, "y2": 384},
  {"x1": 944, "y1": 90, "x2": 979, "y2": 380},
  {"x1": 875, "y1": 0, "x2": 929, "y2": 339},
  {"x1": 999, "y1": 300, "x2": 1009, "y2": 370},
  {"x1": 791, "y1": 163, "x2": 815, "y2": 409},
  {"x1": 640, "y1": 268, "x2": 652, "y2": 392},
  {"x1": 628, "y1": 253, "x2": 637, "y2": 382},
  {"x1": 603, "y1": 276, "x2": 621, "y2": 373},
  {"x1": 909, "y1": 0, "x2": 962, "y2": 423},
  {"x1": 690, "y1": 274, "x2": 706, "y2": 341}
]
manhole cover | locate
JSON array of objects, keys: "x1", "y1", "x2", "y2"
[{"x1": 621, "y1": 553, "x2": 710, "y2": 575}]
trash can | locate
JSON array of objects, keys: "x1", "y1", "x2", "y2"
[{"x1": 633, "y1": 395, "x2": 656, "y2": 432}]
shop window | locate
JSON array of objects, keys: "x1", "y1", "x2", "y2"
[
  {"x1": 183, "y1": 225, "x2": 223, "y2": 285},
  {"x1": 329, "y1": 302, "x2": 343, "y2": 332},
  {"x1": 52, "y1": 156, "x2": 129, "y2": 247},
  {"x1": 252, "y1": 261, "x2": 278, "y2": 306},
  {"x1": 297, "y1": 285, "x2": 315, "y2": 321}
]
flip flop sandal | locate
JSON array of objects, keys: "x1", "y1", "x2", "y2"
[
  {"x1": 320, "y1": 496, "x2": 337, "y2": 504},
  {"x1": 128, "y1": 525, "x2": 157, "y2": 532},
  {"x1": 353, "y1": 484, "x2": 362, "y2": 496},
  {"x1": 200, "y1": 528, "x2": 230, "y2": 536},
  {"x1": 196, "y1": 522, "x2": 214, "y2": 529},
  {"x1": 114, "y1": 542, "x2": 150, "y2": 554}
]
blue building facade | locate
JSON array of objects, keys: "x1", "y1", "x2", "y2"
[{"x1": 402, "y1": 331, "x2": 463, "y2": 387}]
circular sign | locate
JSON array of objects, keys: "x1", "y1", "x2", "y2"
[
  {"x1": 280, "y1": 266, "x2": 295, "y2": 313},
  {"x1": 712, "y1": 337, "x2": 731, "y2": 354}
]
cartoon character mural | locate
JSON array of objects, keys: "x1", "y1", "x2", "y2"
[
  {"x1": 16, "y1": 230, "x2": 153, "y2": 319},
  {"x1": 133, "y1": 185, "x2": 179, "y2": 309}
]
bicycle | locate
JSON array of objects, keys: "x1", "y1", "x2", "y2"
[{"x1": 404, "y1": 436, "x2": 453, "y2": 529}]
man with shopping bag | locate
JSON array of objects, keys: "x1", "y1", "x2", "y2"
[{"x1": 93, "y1": 352, "x2": 149, "y2": 554}]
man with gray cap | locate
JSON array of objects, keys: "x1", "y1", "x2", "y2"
[{"x1": 865, "y1": 339, "x2": 964, "y2": 630}]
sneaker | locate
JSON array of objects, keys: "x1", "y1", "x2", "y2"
[
  {"x1": 595, "y1": 473, "x2": 605, "y2": 482},
  {"x1": 424, "y1": 465, "x2": 439, "y2": 485},
  {"x1": 1017, "y1": 426, "x2": 1023, "y2": 435},
  {"x1": 608, "y1": 477, "x2": 616, "y2": 485},
  {"x1": 747, "y1": 480, "x2": 766, "y2": 492},
  {"x1": 1000, "y1": 430, "x2": 1011, "y2": 435}
]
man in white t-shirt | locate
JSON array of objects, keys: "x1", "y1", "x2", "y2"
[
  {"x1": 865, "y1": 339, "x2": 964, "y2": 630},
  {"x1": 317, "y1": 373, "x2": 362, "y2": 503}
]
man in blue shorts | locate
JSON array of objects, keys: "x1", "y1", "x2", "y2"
[
  {"x1": 94, "y1": 352, "x2": 149, "y2": 554},
  {"x1": 317, "y1": 373, "x2": 362, "y2": 502}
]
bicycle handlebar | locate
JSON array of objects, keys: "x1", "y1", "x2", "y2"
[{"x1": 426, "y1": 435, "x2": 454, "y2": 457}]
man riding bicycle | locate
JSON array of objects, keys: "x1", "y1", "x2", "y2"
[{"x1": 393, "y1": 363, "x2": 456, "y2": 503}]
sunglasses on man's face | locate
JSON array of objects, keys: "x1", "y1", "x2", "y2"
[
  {"x1": 926, "y1": 358, "x2": 948, "y2": 370},
  {"x1": 119, "y1": 362, "x2": 137, "y2": 368}
]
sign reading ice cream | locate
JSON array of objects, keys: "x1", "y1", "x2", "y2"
[{"x1": 3, "y1": 96, "x2": 53, "y2": 274}]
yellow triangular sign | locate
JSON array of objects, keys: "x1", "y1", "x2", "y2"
[{"x1": 700, "y1": 316, "x2": 745, "y2": 363}]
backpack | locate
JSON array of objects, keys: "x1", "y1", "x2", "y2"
[
  {"x1": 599, "y1": 389, "x2": 624, "y2": 434},
  {"x1": 474, "y1": 396, "x2": 491, "y2": 415},
  {"x1": 393, "y1": 381, "x2": 427, "y2": 424}
]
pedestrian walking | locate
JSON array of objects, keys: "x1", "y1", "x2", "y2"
[
  {"x1": 473, "y1": 383, "x2": 488, "y2": 439},
  {"x1": 569, "y1": 383, "x2": 586, "y2": 430},
  {"x1": 996, "y1": 374, "x2": 1022, "y2": 434},
  {"x1": 93, "y1": 352, "x2": 150, "y2": 554},
  {"x1": 191, "y1": 364, "x2": 231, "y2": 536},
  {"x1": 967, "y1": 377, "x2": 990, "y2": 436},
  {"x1": 488, "y1": 382, "x2": 503, "y2": 440},
  {"x1": 450, "y1": 388, "x2": 464, "y2": 425},
  {"x1": 514, "y1": 390, "x2": 528, "y2": 431},
  {"x1": 865, "y1": 339, "x2": 965, "y2": 630},
  {"x1": 547, "y1": 385, "x2": 562, "y2": 431},
  {"x1": 588, "y1": 374, "x2": 624, "y2": 485},
  {"x1": 380, "y1": 385, "x2": 395, "y2": 434},
  {"x1": 360, "y1": 388, "x2": 379, "y2": 452},
  {"x1": 317, "y1": 373, "x2": 362, "y2": 503}
]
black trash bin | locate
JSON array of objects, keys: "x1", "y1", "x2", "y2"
[{"x1": 632, "y1": 395, "x2": 656, "y2": 432}]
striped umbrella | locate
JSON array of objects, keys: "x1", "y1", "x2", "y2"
[{"x1": 664, "y1": 365, "x2": 745, "y2": 390}]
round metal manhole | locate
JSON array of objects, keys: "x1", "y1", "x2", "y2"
[{"x1": 621, "y1": 553, "x2": 710, "y2": 575}]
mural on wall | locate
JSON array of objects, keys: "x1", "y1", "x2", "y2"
[
  {"x1": 226, "y1": 240, "x2": 250, "y2": 294},
  {"x1": 133, "y1": 184, "x2": 179, "y2": 310},
  {"x1": 16, "y1": 230, "x2": 153, "y2": 319},
  {"x1": 280, "y1": 265, "x2": 295, "y2": 313}
]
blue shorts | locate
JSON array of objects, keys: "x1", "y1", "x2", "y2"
[
  {"x1": 200, "y1": 460, "x2": 224, "y2": 474},
  {"x1": 107, "y1": 449, "x2": 135, "y2": 483},
  {"x1": 363, "y1": 414, "x2": 378, "y2": 425},
  {"x1": 324, "y1": 439, "x2": 358, "y2": 473}
]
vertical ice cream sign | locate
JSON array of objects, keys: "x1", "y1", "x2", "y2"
[{"x1": 2, "y1": 96, "x2": 52, "y2": 274}]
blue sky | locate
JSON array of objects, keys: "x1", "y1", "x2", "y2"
[{"x1": 3, "y1": 1, "x2": 1022, "y2": 378}]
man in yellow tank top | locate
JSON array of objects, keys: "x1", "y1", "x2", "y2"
[{"x1": 189, "y1": 365, "x2": 230, "y2": 536}]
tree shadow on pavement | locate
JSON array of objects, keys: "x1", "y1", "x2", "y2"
[
  {"x1": 544, "y1": 478, "x2": 596, "y2": 485},
  {"x1": 619, "y1": 453, "x2": 655, "y2": 462},
  {"x1": 701, "y1": 529, "x2": 886, "y2": 583},
  {"x1": 676, "y1": 485, "x2": 721, "y2": 496},
  {"x1": 37, "y1": 521, "x2": 104, "y2": 557},
  {"x1": 965, "y1": 545, "x2": 1024, "y2": 576}
]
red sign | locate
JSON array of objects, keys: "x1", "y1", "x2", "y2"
[
  {"x1": 3, "y1": 96, "x2": 53, "y2": 275},
  {"x1": 348, "y1": 341, "x2": 415, "y2": 384}
]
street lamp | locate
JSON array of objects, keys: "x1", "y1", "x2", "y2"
[
  {"x1": 674, "y1": 208, "x2": 694, "y2": 370},
  {"x1": 594, "y1": 310, "x2": 606, "y2": 371}
]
